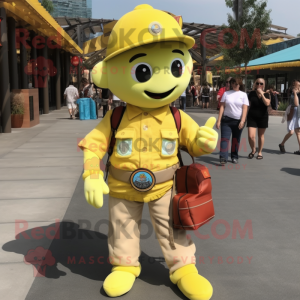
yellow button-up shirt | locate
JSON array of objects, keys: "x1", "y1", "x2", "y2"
[{"x1": 78, "y1": 104, "x2": 203, "y2": 202}]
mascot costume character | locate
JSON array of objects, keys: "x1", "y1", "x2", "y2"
[{"x1": 78, "y1": 4, "x2": 218, "y2": 300}]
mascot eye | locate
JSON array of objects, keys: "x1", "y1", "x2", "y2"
[
  {"x1": 170, "y1": 58, "x2": 185, "y2": 78},
  {"x1": 131, "y1": 63, "x2": 152, "y2": 83}
]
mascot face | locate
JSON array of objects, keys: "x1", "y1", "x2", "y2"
[
  {"x1": 104, "y1": 42, "x2": 193, "y2": 108},
  {"x1": 92, "y1": 4, "x2": 195, "y2": 108}
]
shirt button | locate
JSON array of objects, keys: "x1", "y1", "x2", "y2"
[
  {"x1": 144, "y1": 112, "x2": 148, "y2": 116},
  {"x1": 169, "y1": 132, "x2": 172, "y2": 136},
  {"x1": 142, "y1": 147, "x2": 147, "y2": 152},
  {"x1": 143, "y1": 125, "x2": 148, "y2": 131},
  {"x1": 121, "y1": 132, "x2": 125, "y2": 136}
]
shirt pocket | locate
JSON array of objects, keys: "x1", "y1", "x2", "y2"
[
  {"x1": 115, "y1": 128, "x2": 135, "y2": 158},
  {"x1": 160, "y1": 129, "x2": 179, "y2": 157}
]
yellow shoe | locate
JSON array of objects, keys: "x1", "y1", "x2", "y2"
[
  {"x1": 170, "y1": 264, "x2": 213, "y2": 300},
  {"x1": 103, "y1": 265, "x2": 141, "y2": 297}
]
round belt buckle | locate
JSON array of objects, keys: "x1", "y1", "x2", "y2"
[{"x1": 130, "y1": 169, "x2": 156, "y2": 192}]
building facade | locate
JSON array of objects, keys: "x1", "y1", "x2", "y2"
[{"x1": 41, "y1": 0, "x2": 92, "y2": 18}]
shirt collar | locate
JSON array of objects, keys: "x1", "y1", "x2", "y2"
[{"x1": 127, "y1": 104, "x2": 169, "y2": 122}]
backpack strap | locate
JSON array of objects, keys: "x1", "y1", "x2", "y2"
[
  {"x1": 170, "y1": 107, "x2": 195, "y2": 167},
  {"x1": 170, "y1": 107, "x2": 184, "y2": 167},
  {"x1": 105, "y1": 106, "x2": 126, "y2": 181},
  {"x1": 170, "y1": 107, "x2": 181, "y2": 133}
]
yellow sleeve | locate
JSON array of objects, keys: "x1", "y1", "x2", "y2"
[
  {"x1": 78, "y1": 109, "x2": 113, "y2": 159},
  {"x1": 179, "y1": 110, "x2": 203, "y2": 157}
]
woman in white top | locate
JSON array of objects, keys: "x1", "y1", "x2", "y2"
[{"x1": 216, "y1": 77, "x2": 249, "y2": 164}]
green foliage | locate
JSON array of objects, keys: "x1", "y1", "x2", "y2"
[
  {"x1": 277, "y1": 101, "x2": 289, "y2": 111},
  {"x1": 219, "y1": 0, "x2": 272, "y2": 80},
  {"x1": 297, "y1": 33, "x2": 300, "y2": 38},
  {"x1": 11, "y1": 93, "x2": 25, "y2": 115},
  {"x1": 41, "y1": 0, "x2": 54, "y2": 14}
]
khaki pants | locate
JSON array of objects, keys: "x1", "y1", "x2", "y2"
[{"x1": 108, "y1": 190, "x2": 196, "y2": 274}]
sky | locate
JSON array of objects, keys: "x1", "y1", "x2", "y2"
[{"x1": 91, "y1": 0, "x2": 299, "y2": 37}]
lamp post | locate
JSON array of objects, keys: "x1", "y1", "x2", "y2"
[{"x1": 232, "y1": 0, "x2": 243, "y2": 23}]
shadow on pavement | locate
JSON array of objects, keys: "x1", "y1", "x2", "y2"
[
  {"x1": 196, "y1": 154, "x2": 248, "y2": 166},
  {"x1": 2, "y1": 222, "x2": 185, "y2": 299},
  {"x1": 195, "y1": 156, "x2": 219, "y2": 166},
  {"x1": 263, "y1": 148, "x2": 287, "y2": 155},
  {"x1": 281, "y1": 167, "x2": 300, "y2": 176}
]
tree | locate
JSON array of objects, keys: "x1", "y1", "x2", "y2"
[
  {"x1": 41, "y1": 0, "x2": 54, "y2": 14},
  {"x1": 297, "y1": 33, "x2": 300, "y2": 38},
  {"x1": 220, "y1": 0, "x2": 272, "y2": 89}
]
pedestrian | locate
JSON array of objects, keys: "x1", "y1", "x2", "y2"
[
  {"x1": 279, "y1": 79, "x2": 300, "y2": 155},
  {"x1": 216, "y1": 77, "x2": 249, "y2": 164},
  {"x1": 201, "y1": 82, "x2": 210, "y2": 109},
  {"x1": 266, "y1": 84, "x2": 279, "y2": 110},
  {"x1": 197, "y1": 85, "x2": 202, "y2": 106},
  {"x1": 179, "y1": 84, "x2": 189, "y2": 111},
  {"x1": 247, "y1": 78, "x2": 271, "y2": 160},
  {"x1": 81, "y1": 78, "x2": 93, "y2": 98},
  {"x1": 101, "y1": 88, "x2": 110, "y2": 117},
  {"x1": 92, "y1": 84, "x2": 102, "y2": 119},
  {"x1": 190, "y1": 83, "x2": 198, "y2": 106},
  {"x1": 217, "y1": 77, "x2": 232, "y2": 110},
  {"x1": 64, "y1": 81, "x2": 79, "y2": 119}
]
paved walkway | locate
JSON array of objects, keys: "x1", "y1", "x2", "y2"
[{"x1": 0, "y1": 108, "x2": 299, "y2": 300}]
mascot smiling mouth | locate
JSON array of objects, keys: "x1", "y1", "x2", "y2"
[{"x1": 144, "y1": 87, "x2": 176, "y2": 99}]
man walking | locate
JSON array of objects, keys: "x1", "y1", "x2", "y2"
[{"x1": 64, "y1": 82, "x2": 79, "y2": 119}]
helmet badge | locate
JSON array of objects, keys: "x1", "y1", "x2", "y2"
[{"x1": 149, "y1": 22, "x2": 162, "y2": 36}]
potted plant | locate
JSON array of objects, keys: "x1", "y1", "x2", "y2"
[{"x1": 11, "y1": 93, "x2": 25, "y2": 128}]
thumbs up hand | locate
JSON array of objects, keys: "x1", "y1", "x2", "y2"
[{"x1": 196, "y1": 117, "x2": 218, "y2": 154}]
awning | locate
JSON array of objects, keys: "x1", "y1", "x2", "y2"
[
  {"x1": 0, "y1": 0, "x2": 82, "y2": 54},
  {"x1": 234, "y1": 43, "x2": 300, "y2": 71},
  {"x1": 247, "y1": 43, "x2": 300, "y2": 67}
]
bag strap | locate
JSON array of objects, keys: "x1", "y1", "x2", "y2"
[{"x1": 105, "y1": 106, "x2": 126, "y2": 181}]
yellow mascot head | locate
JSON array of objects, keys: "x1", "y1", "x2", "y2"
[{"x1": 92, "y1": 4, "x2": 195, "y2": 108}]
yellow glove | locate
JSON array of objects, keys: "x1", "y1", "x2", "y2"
[
  {"x1": 83, "y1": 150, "x2": 109, "y2": 209},
  {"x1": 84, "y1": 174, "x2": 109, "y2": 208},
  {"x1": 196, "y1": 117, "x2": 218, "y2": 154}
]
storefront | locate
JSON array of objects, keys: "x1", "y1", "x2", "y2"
[
  {"x1": 238, "y1": 44, "x2": 300, "y2": 99},
  {"x1": 0, "y1": 0, "x2": 83, "y2": 133}
]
